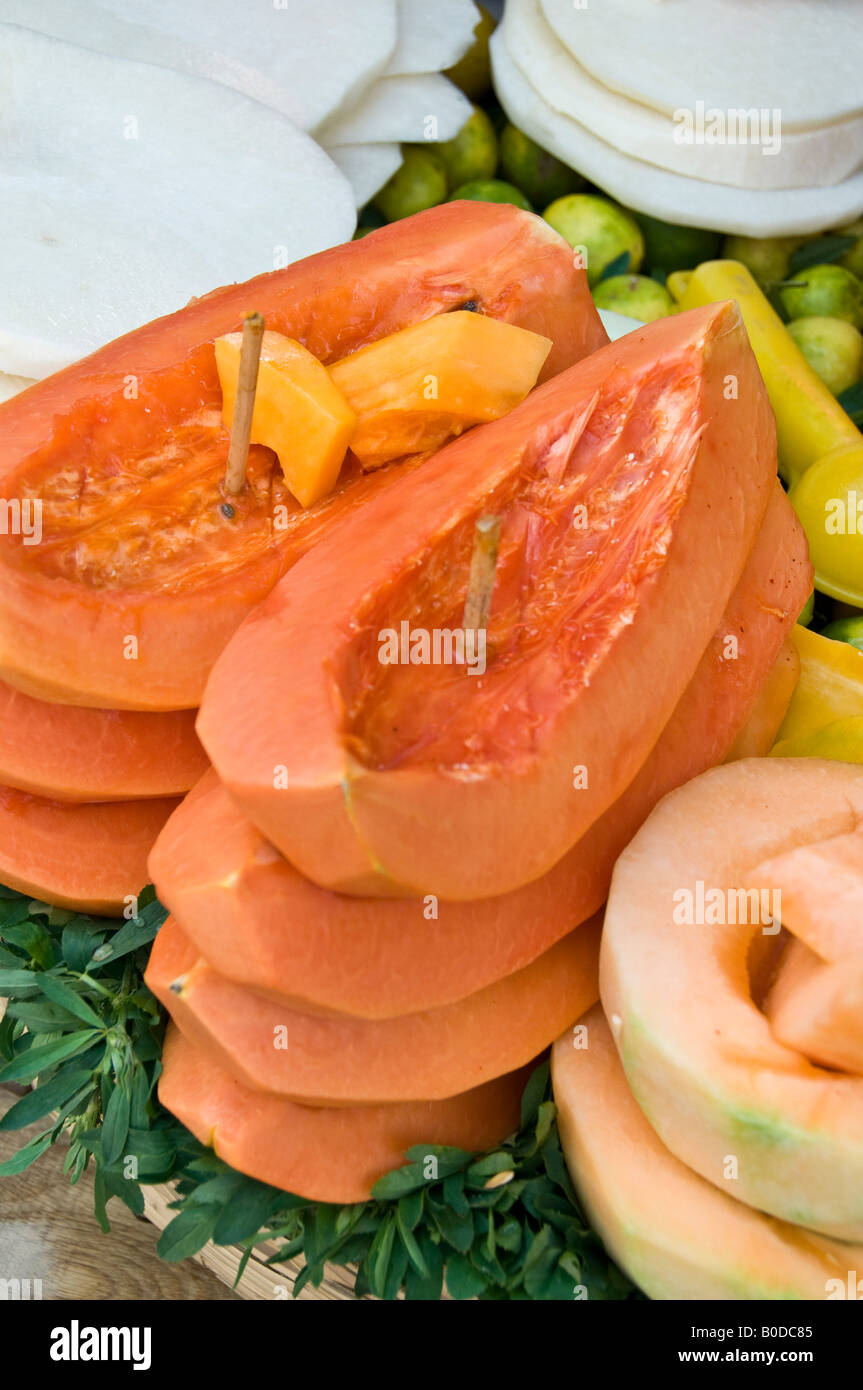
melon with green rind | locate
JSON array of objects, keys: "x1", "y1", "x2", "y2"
[
  {"x1": 600, "y1": 757, "x2": 863, "y2": 1240},
  {"x1": 552, "y1": 1005, "x2": 863, "y2": 1300}
]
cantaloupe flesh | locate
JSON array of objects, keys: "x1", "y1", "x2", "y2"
[
  {"x1": 600, "y1": 758, "x2": 863, "y2": 1240},
  {"x1": 552, "y1": 1006, "x2": 863, "y2": 1300},
  {"x1": 145, "y1": 914, "x2": 601, "y2": 1105},
  {"x1": 724, "y1": 638, "x2": 799, "y2": 762},
  {"x1": 328, "y1": 311, "x2": 552, "y2": 469},
  {"x1": 154, "y1": 482, "x2": 809, "y2": 1017},
  {"x1": 199, "y1": 301, "x2": 778, "y2": 900},
  {"x1": 159, "y1": 1024, "x2": 528, "y2": 1205},
  {"x1": 0, "y1": 785, "x2": 179, "y2": 914},
  {"x1": 0, "y1": 678, "x2": 207, "y2": 801},
  {"x1": 766, "y1": 938, "x2": 863, "y2": 1076},
  {"x1": 215, "y1": 331, "x2": 356, "y2": 508},
  {"x1": 746, "y1": 823, "x2": 863, "y2": 961}
]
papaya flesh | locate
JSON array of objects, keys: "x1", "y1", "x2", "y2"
[
  {"x1": 0, "y1": 202, "x2": 605, "y2": 711},
  {"x1": 724, "y1": 637, "x2": 800, "y2": 762},
  {"x1": 199, "y1": 301, "x2": 777, "y2": 900},
  {"x1": 159, "y1": 1023, "x2": 529, "y2": 1204},
  {"x1": 150, "y1": 482, "x2": 810, "y2": 1018},
  {"x1": 552, "y1": 1006, "x2": 863, "y2": 1300},
  {"x1": 746, "y1": 822, "x2": 863, "y2": 961},
  {"x1": 0, "y1": 785, "x2": 179, "y2": 914},
  {"x1": 766, "y1": 938, "x2": 863, "y2": 1076},
  {"x1": 0, "y1": 678, "x2": 207, "y2": 801},
  {"x1": 144, "y1": 914, "x2": 601, "y2": 1105},
  {"x1": 600, "y1": 757, "x2": 863, "y2": 1240}
]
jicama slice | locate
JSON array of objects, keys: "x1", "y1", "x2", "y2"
[
  {"x1": 316, "y1": 73, "x2": 471, "y2": 145},
  {"x1": 324, "y1": 143, "x2": 403, "y2": 207},
  {"x1": 385, "y1": 0, "x2": 480, "y2": 76}
]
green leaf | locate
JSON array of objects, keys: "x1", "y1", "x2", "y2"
[
  {"x1": 102, "y1": 1083, "x2": 131, "y2": 1166},
  {"x1": 520, "y1": 1060, "x2": 549, "y2": 1129},
  {"x1": 397, "y1": 1187, "x2": 424, "y2": 1232},
  {"x1": 0, "y1": 919, "x2": 56, "y2": 969},
  {"x1": 4, "y1": 1000, "x2": 83, "y2": 1033},
  {"x1": 444, "y1": 1250, "x2": 488, "y2": 1300},
  {"x1": 38, "y1": 974, "x2": 104, "y2": 1029},
  {"x1": 0, "y1": 1130, "x2": 53, "y2": 1176},
  {"x1": 0, "y1": 1068, "x2": 93, "y2": 1131},
  {"x1": 433, "y1": 1201, "x2": 474, "y2": 1254},
  {"x1": 837, "y1": 379, "x2": 863, "y2": 429},
  {"x1": 157, "y1": 1205, "x2": 220, "y2": 1262},
  {"x1": 0, "y1": 1028, "x2": 100, "y2": 1084},
  {"x1": 598, "y1": 250, "x2": 631, "y2": 282},
  {"x1": 789, "y1": 235, "x2": 857, "y2": 275},
  {"x1": 0, "y1": 968, "x2": 42, "y2": 993},
  {"x1": 404, "y1": 1234, "x2": 443, "y2": 1301},
  {"x1": 89, "y1": 905, "x2": 166, "y2": 966},
  {"x1": 212, "y1": 1181, "x2": 281, "y2": 1245},
  {"x1": 62, "y1": 919, "x2": 107, "y2": 973},
  {"x1": 370, "y1": 1161, "x2": 428, "y2": 1200},
  {"x1": 366, "y1": 1213, "x2": 397, "y2": 1300},
  {"x1": 396, "y1": 1202, "x2": 429, "y2": 1278}
]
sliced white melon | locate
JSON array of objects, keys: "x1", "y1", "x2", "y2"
[
  {"x1": 540, "y1": 0, "x2": 863, "y2": 132},
  {"x1": 507, "y1": 0, "x2": 863, "y2": 191},
  {"x1": 6, "y1": 0, "x2": 397, "y2": 133},
  {"x1": 325, "y1": 143, "x2": 403, "y2": 207},
  {"x1": 386, "y1": 0, "x2": 480, "y2": 75},
  {"x1": 316, "y1": 73, "x2": 471, "y2": 145},
  {"x1": 0, "y1": 27, "x2": 355, "y2": 377},
  {"x1": 0, "y1": 373, "x2": 36, "y2": 405},
  {"x1": 597, "y1": 309, "x2": 644, "y2": 341},
  {"x1": 491, "y1": 32, "x2": 863, "y2": 237}
]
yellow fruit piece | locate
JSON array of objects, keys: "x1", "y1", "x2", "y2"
[
  {"x1": 329, "y1": 311, "x2": 552, "y2": 470},
  {"x1": 665, "y1": 270, "x2": 692, "y2": 302},
  {"x1": 215, "y1": 330, "x2": 356, "y2": 507},
  {"x1": 773, "y1": 623, "x2": 863, "y2": 746}
]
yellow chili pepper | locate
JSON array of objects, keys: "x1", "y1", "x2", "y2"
[{"x1": 771, "y1": 625, "x2": 863, "y2": 758}]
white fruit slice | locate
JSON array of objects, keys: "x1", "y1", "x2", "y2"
[
  {"x1": 0, "y1": 373, "x2": 35, "y2": 405},
  {"x1": 491, "y1": 32, "x2": 863, "y2": 236},
  {"x1": 386, "y1": 0, "x2": 480, "y2": 75},
  {"x1": 540, "y1": 0, "x2": 863, "y2": 132},
  {"x1": 325, "y1": 144, "x2": 403, "y2": 207},
  {"x1": 0, "y1": 26, "x2": 355, "y2": 377},
  {"x1": 316, "y1": 73, "x2": 471, "y2": 145},
  {"x1": 597, "y1": 309, "x2": 643, "y2": 342},
  {"x1": 506, "y1": 0, "x2": 863, "y2": 191},
  {"x1": 6, "y1": 0, "x2": 397, "y2": 133}
]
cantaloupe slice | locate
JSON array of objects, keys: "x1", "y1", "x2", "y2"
[
  {"x1": 199, "y1": 301, "x2": 778, "y2": 899},
  {"x1": 159, "y1": 1024, "x2": 528, "y2": 1204},
  {"x1": 724, "y1": 638, "x2": 800, "y2": 762},
  {"x1": 145, "y1": 914, "x2": 600, "y2": 1105},
  {"x1": 766, "y1": 939, "x2": 863, "y2": 1076},
  {"x1": 745, "y1": 823, "x2": 863, "y2": 962},
  {"x1": 552, "y1": 1006, "x2": 863, "y2": 1300},
  {"x1": 0, "y1": 679, "x2": 207, "y2": 801},
  {"x1": 0, "y1": 785, "x2": 179, "y2": 914},
  {"x1": 601, "y1": 757, "x2": 863, "y2": 1241},
  {"x1": 329, "y1": 311, "x2": 552, "y2": 469},
  {"x1": 154, "y1": 482, "x2": 809, "y2": 1017}
]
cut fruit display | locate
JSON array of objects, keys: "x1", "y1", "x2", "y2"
[
  {"x1": 159, "y1": 1023, "x2": 529, "y2": 1206},
  {"x1": 324, "y1": 143, "x2": 403, "y2": 209},
  {"x1": 0, "y1": 203, "x2": 604, "y2": 711},
  {"x1": 316, "y1": 74, "x2": 472, "y2": 146},
  {"x1": 600, "y1": 757, "x2": 863, "y2": 1241},
  {"x1": 766, "y1": 938, "x2": 863, "y2": 1076},
  {"x1": 552, "y1": 1006, "x2": 863, "y2": 1301},
  {"x1": 490, "y1": 33, "x2": 863, "y2": 237},
  {"x1": 151, "y1": 482, "x2": 809, "y2": 1017},
  {"x1": 145, "y1": 913, "x2": 601, "y2": 1105},
  {"x1": 199, "y1": 302, "x2": 778, "y2": 900},
  {"x1": 385, "y1": 0, "x2": 481, "y2": 77}
]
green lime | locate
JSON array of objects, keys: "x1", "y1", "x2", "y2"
[
  {"x1": 722, "y1": 234, "x2": 806, "y2": 288},
  {"x1": 592, "y1": 274, "x2": 674, "y2": 323},
  {"x1": 838, "y1": 218, "x2": 863, "y2": 280},
  {"x1": 449, "y1": 178, "x2": 533, "y2": 211},
  {"x1": 542, "y1": 194, "x2": 644, "y2": 287},
  {"x1": 780, "y1": 264, "x2": 863, "y2": 329},
  {"x1": 373, "y1": 147, "x2": 448, "y2": 222},
  {"x1": 498, "y1": 123, "x2": 582, "y2": 207},
  {"x1": 435, "y1": 107, "x2": 498, "y2": 191},
  {"x1": 787, "y1": 316, "x2": 863, "y2": 396},
  {"x1": 634, "y1": 213, "x2": 720, "y2": 272},
  {"x1": 445, "y1": 5, "x2": 495, "y2": 101},
  {"x1": 797, "y1": 592, "x2": 815, "y2": 627},
  {"x1": 820, "y1": 615, "x2": 863, "y2": 651}
]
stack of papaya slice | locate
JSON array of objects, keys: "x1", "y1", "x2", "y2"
[
  {"x1": 555, "y1": 758, "x2": 863, "y2": 1300},
  {"x1": 146, "y1": 294, "x2": 813, "y2": 1205},
  {"x1": 0, "y1": 203, "x2": 602, "y2": 914}
]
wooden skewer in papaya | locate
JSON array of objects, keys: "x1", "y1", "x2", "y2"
[
  {"x1": 462, "y1": 513, "x2": 501, "y2": 631},
  {"x1": 224, "y1": 311, "x2": 265, "y2": 495}
]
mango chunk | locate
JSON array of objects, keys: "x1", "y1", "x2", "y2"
[
  {"x1": 215, "y1": 330, "x2": 355, "y2": 507},
  {"x1": 329, "y1": 310, "x2": 552, "y2": 470}
]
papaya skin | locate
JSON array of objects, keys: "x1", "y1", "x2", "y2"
[
  {"x1": 600, "y1": 758, "x2": 863, "y2": 1241},
  {"x1": 0, "y1": 678, "x2": 207, "y2": 801},
  {"x1": 0, "y1": 203, "x2": 606, "y2": 711},
  {"x1": 159, "y1": 1024, "x2": 530, "y2": 1204},
  {"x1": 151, "y1": 482, "x2": 810, "y2": 1018},
  {"x1": 199, "y1": 301, "x2": 778, "y2": 900},
  {"x1": 0, "y1": 785, "x2": 179, "y2": 914},
  {"x1": 144, "y1": 914, "x2": 601, "y2": 1105}
]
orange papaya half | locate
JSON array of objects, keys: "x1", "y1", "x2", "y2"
[
  {"x1": 0, "y1": 203, "x2": 605, "y2": 711},
  {"x1": 159, "y1": 1024, "x2": 529, "y2": 1204},
  {"x1": 0, "y1": 679, "x2": 207, "y2": 801},
  {"x1": 0, "y1": 785, "x2": 179, "y2": 914},
  {"x1": 144, "y1": 914, "x2": 601, "y2": 1105},
  {"x1": 199, "y1": 301, "x2": 778, "y2": 900},
  {"x1": 150, "y1": 483, "x2": 810, "y2": 1018}
]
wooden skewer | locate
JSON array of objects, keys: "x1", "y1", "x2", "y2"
[
  {"x1": 462, "y1": 513, "x2": 500, "y2": 631},
  {"x1": 224, "y1": 311, "x2": 265, "y2": 495}
]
